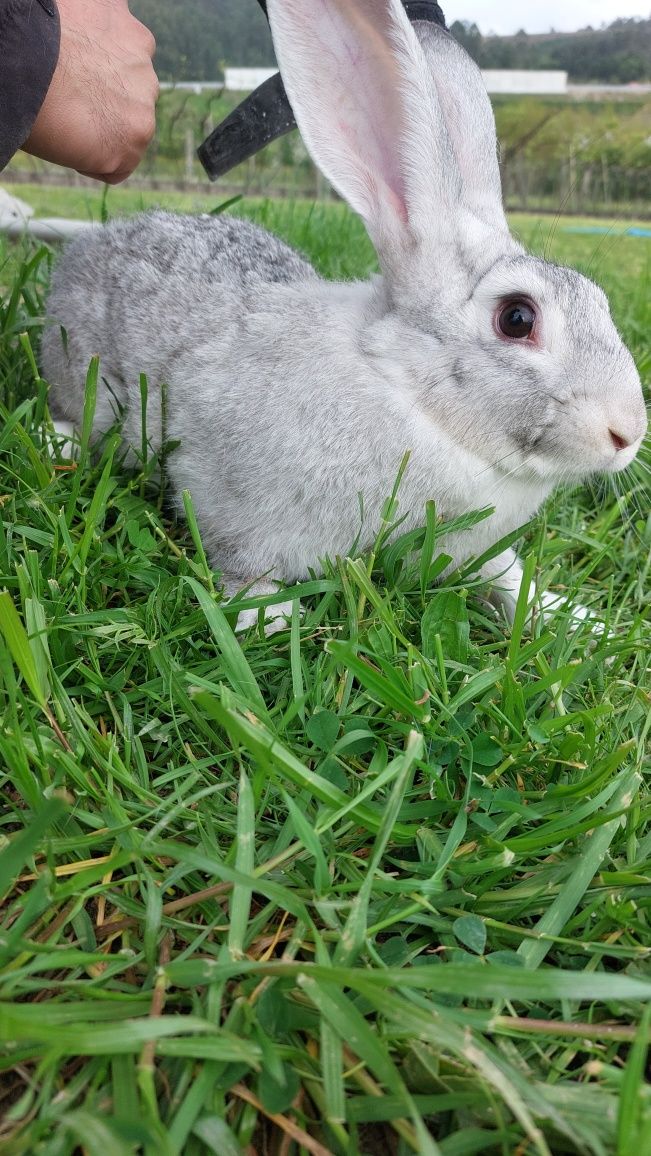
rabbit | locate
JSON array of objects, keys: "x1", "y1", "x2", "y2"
[{"x1": 41, "y1": 0, "x2": 647, "y2": 634}]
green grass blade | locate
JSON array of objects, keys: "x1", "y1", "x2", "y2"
[
  {"x1": 0, "y1": 590, "x2": 47, "y2": 708},
  {"x1": 228, "y1": 768, "x2": 255, "y2": 959},
  {"x1": 0, "y1": 796, "x2": 67, "y2": 902},
  {"x1": 185, "y1": 576, "x2": 268, "y2": 717},
  {"x1": 518, "y1": 768, "x2": 641, "y2": 968}
]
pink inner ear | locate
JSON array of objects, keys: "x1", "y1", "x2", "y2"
[
  {"x1": 384, "y1": 183, "x2": 410, "y2": 225},
  {"x1": 332, "y1": 4, "x2": 409, "y2": 213},
  {"x1": 270, "y1": 0, "x2": 414, "y2": 230}
]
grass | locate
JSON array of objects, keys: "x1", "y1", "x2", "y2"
[
  {"x1": 0, "y1": 197, "x2": 650, "y2": 1156},
  {"x1": 4, "y1": 182, "x2": 234, "y2": 224}
]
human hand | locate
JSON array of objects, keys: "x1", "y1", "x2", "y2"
[{"x1": 23, "y1": 0, "x2": 159, "y2": 183}]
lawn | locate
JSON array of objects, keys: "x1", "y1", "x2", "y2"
[{"x1": 0, "y1": 196, "x2": 650, "y2": 1156}]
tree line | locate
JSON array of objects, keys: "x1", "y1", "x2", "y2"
[
  {"x1": 130, "y1": 0, "x2": 651, "y2": 84},
  {"x1": 129, "y1": 0, "x2": 276, "y2": 79},
  {"x1": 451, "y1": 17, "x2": 651, "y2": 83}
]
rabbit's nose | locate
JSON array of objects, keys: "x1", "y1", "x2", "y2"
[
  {"x1": 606, "y1": 399, "x2": 648, "y2": 452},
  {"x1": 609, "y1": 429, "x2": 631, "y2": 451},
  {"x1": 607, "y1": 409, "x2": 647, "y2": 452}
]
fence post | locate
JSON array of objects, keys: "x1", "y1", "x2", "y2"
[
  {"x1": 185, "y1": 129, "x2": 195, "y2": 183},
  {"x1": 601, "y1": 154, "x2": 610, "y2": 208},
  {"x1": 567, "y1": 143, "x2": 576, "y2": 212}
]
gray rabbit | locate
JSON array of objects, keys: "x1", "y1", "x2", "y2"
[{"x1": 42, "y1": 0, "x2": 647, "y2": 631}]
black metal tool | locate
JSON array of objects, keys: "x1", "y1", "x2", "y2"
[{"x1": 198, "y1": 0, "x2": 446, "y2": 181}]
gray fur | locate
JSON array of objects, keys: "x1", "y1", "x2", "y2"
[{"x1": 41, "y1": 3, "x2": 647, "y2": 628}]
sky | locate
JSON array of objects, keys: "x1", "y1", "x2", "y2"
[{"x1": 454, "y1": 2, "x2": 649, "y2": 35}]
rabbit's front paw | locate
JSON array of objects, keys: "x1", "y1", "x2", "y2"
[
  {"x1": 44, "y1": 420, "x2": 78, "y2": 460},
  {"x1": 480, "y1": 551, "x2": 602, "y2": 634},
  {"x1": 221, "y1": 576, "x2": 296, "y2": 637},
  {"x1": 537, "y1": 590, "x2": 603, "y2": 633},
  {"x1": 235, "y1": 598, "x2": 295, "y2": 636}
]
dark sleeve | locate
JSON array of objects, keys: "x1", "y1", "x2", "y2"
[{"x1": 0, "y1": 0, "x2": 61, "y2": 171}]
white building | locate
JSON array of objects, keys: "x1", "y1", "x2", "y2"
[
  {"x1": 224, "y1": 67, "x2": 278, "y2": 92},
  {"x1": 164, "y1": 67, "x2": 569, "y2": 97},
  {"x1": 224, "y1": 67, "x2": 568, "y2": 97},
  {"x1": 481, "y1": 70, "x2": 568, "y2": 94}
]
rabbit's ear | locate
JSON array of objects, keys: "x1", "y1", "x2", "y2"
[
  {"x1": 266, "y1": 0, "x2": 460, "y2": 251},
  {"x1": 414, "y1": 22, "x2": 508, "y2": 234}
]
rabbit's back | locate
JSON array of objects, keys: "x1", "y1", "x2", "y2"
[
  {"x1": 42, "y1": 211, "x2": 318, "y2": 436},
  {"x1": 63, "y1": 211, "x2": 316, "y2": 286}
]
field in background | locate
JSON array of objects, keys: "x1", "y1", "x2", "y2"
[
  {"x1": 4, "y1": 87, "x2": 651, "y2": 216},
  {"x1": 0, "y1": 199, "x2": 650, "y2": 1154},
  {"x1": 3, "y1": 182, "x2": 651, "y2": 290}
]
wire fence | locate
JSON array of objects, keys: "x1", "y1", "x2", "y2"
[{"x1": 4, "y1": 95, "x2": 651, "y2": 219}]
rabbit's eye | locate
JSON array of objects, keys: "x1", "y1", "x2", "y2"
[{"x1": 497, "y1": 300, "x2": 536, "y2": 340}]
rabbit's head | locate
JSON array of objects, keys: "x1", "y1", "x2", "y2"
[{"x1": 267, "y1": 0, "x2": 647, "y2": 483}]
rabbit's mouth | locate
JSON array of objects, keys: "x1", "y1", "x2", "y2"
[
  {"x1": 518, "y1": 432, "x2": 646, "y2": 483},
  {"x1": 507, "y1": 428, "x2": 561, "y2": 479},
  {"x1": 506, "y1": 385, "x2": 648, "y2": 481}
]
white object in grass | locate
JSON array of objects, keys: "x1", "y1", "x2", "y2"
[
  {"x1": 0, "y1": 188, "x2": 34, "y2": 223},
  {"x1": 0, "y1": 217, "x2": 97, "y2": 242}
]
